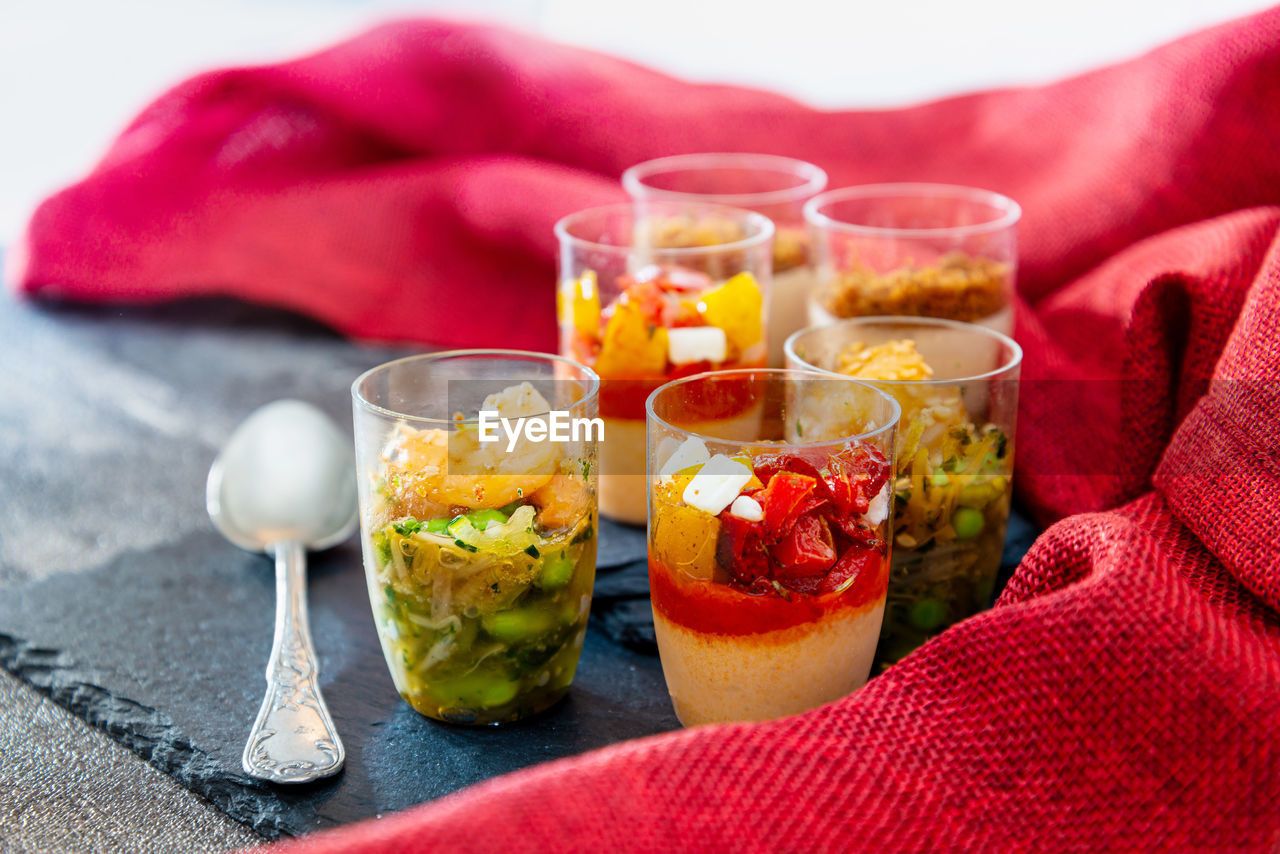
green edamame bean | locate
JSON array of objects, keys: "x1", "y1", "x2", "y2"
[
  {"x1": 476, "y1": 678, "x2": 521, "y2": 709},
  {"x1": 538, "y1": 553, "x2": 576, "y2": 591},
  {"x1": 952, "y1": 506, "x2": 985, "y2": 539},
  {"x1": 909, "y1": 598, "x2": 947, "y2": 631},
  {"x1": 467, "y1": 508, "x2": 509, "y2": 530},
  {"x1": 483, "y1": 608, "x2": 553, "y2": 642}
]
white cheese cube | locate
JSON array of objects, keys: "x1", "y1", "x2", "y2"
[
  {"x1": 682, "y1": 454, "x2": 753, "y2": 516},
  {"x1": 863, "y1": 483, "x2": 891, "y2": 527},
  {"x1": 658, "y1": 436, "x2": 711, "y2": 477},
  {"x1": 729, "y1": 494, "x2": 764, "y2": 522},
  {"x1": 667, "y1": 326, "x2": 728, "y2": 366}
]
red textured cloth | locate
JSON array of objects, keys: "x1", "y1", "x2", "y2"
[{"x1": 16, "y1": 7, "x2": 1280, "y2": 851}]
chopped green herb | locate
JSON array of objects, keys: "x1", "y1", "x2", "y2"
[
  {"x1": 524, "y1": 545, "x2": 540, "y2": 558},
  {"x1": 393, "y1": 519, "x2": 424, "y2": 535}
]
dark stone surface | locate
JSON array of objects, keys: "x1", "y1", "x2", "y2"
[
  {"x1": 0, "y1": 292, "x2": 675, "y2": 840},
  {"x1": 0, "y1": 287, "x2": 1036, "y2": 841}
]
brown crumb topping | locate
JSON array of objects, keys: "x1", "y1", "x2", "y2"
[{"x1": 819, "y1": 252, "x2": 1009, "y2": 321}]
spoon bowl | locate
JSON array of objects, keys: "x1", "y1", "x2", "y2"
[{"x1": 207, "y1": 399, "x2": 358, "y2": 552}]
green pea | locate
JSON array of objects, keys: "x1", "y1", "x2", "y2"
[
  {"x1": 538, "y1": 554, "x2": 576, "y2": 591},
  {"x1": 952, "y1": 506, "x2": 985, "y2": 539},
  {"x1": 467, "y1": 508, "x2": 509, "y2": 530},
  {"x1": 909, "y1": 598, "x2": 948, "y2": 631}
]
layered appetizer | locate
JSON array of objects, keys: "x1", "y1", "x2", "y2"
[
  {"x1": 646, "y1": 370, "x2": 898, "y2": 725},
  {"x1": 621, "y1": 153, "x2": 828, "y2": 368},
  {"x1": 561, "y1": 264, "x2": 767, "y2": 524},
  {"x1": 788, "y1": 321, "x2": 1019, "y2": 669},
  {"x1": 557, "y1": 203, "x2": 774, "y2": 525},
  {"x1": 360, "y1": 382, "x2": 597, "y2": 724},
  {"x1": 804, "y1": 183, "x2": 1020, "y2": 336}
]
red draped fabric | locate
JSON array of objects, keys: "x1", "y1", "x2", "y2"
[{"x1": 14, "y1": 6, "x2": 1280, "y2": 850}]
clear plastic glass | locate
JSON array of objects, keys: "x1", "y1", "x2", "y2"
[
  {"x1": 623, "y1": 153, "x2": 828, "y2": 367},
  {"x1": 646, "y1": 368, "x2": 900, "y2": 726},
  {"x1": 804, "y1": 184, "x2": 1020, "y2": 336},
  {"x1": 556, "y1": 201, "x2": 774, "y2": 525},
  {"x1": 785, "y1": 317, "x2": 1021, "y2": 669},
  {"x1": 352, "y1": 350, "x2": 599, "y2": 725}
]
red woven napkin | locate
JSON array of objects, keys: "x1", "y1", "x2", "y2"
[{"x1": 15, "y1": 6, "x2": 1280, "y2": 850}]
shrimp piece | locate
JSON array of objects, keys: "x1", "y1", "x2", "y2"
[{"x1": 530, "y1": 474, "x2": 590, "y2": 530}]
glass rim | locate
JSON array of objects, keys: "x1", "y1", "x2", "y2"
[
  {"x1": 621, "y1": 153, "x2": 829, "y2": 209},
  {"x1": 644, "y1": 367, "x2": 902, "y2": 450},
  {"x1": 803, "y1": 183, "x2": 1022, "y2": 239},
  {"x1": 351, "y1": 349, "x2": 601, "y2": 426},
  {"x1": 554, "y1": 201, "x2": 775, "y2": 258},
  {"x1": 784, "y1": 316, "x2": 1024, "y2": 387}
]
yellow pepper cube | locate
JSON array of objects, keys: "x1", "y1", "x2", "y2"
[
  {"x1": 559, "y1": 270, "x2": 601, "y2": 340},
  {"x1": 697, "y1": 272, "x2": 763, "y2": 353},
  {"x1": 595, "y1": 301, "x2": 668, "y2": 378},
  {"x1": 651, "y1": 495, "x2": 721, "y2": 581}
]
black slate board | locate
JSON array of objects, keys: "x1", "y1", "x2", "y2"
[
  {"x1": 0, "y1": 287, "x2": 1036, "y2": 840},
  {"x1": 0, "y1": 292, "x2": 675, "y2": 839}
]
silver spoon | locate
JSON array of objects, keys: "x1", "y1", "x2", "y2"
[{"x1": 206, "y1": 399, "x2": 357, "y2": 784}]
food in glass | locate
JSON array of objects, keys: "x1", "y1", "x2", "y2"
[
  {"x1": 556, "y1": 202, "x2": 773, "y2": 525},
  {"x1": 352, "y1": 352, "x2": 599, "y2": 724},
  {"x1": 623, "y1": 153, "x2": 828, "y2": 366},
  {"x1": 647, "y1": 370, "x2": 899, "y2": 725},
  {"x1": 804, "y1": 184, "x2": 1020, "y2": 336},
  {"x1": 786, "y1": 317, "x2": 1021, "y2": 668}
]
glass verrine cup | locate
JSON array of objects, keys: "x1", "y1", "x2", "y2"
[
  {"x1": 352, "y1": 350, "x2": 600, "y2": 725},
  {"x1": 785, "y1": 317, "x2": 1021, "y2": 669},
  {"x1": 556, "y1": 201, "x2": 774, "y2": 526},
  {"x1": 646, "y1": 369, "x2": 900, "y2": 726},
  {"x1": 622, "y1": 153, "x2": 828, "y2": 367},
  {"x1": 804, "y1": 184, "x2": 1020, "y2": 336}
]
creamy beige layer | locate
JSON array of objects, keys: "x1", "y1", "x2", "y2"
[
  {"x1": 598, "y1": 416, "x2": 648, "y2": 525},
  {"x1": 769, "y1": 266, "x2": 818, "y2": 368},
  {"x1": 653, "y1": 598, "x2": 885, "y2": 726}
]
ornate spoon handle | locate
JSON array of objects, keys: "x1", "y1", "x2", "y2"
[{"x1": 241, "y1": 540, "x2": 344, "y2": 784}]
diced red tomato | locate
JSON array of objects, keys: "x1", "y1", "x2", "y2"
[
  {"x1": 618, "y1": 277, "x2": 669, "y2": 327},
  {"x1": 770, "y1": 515, "x2": 837, "y2": 578},
  {"x1": 715, "y1": 512, "x2": 772, "y2": 585},
  {"x1": 818, "y1": 454, "x2": 871, "y2": 516},
  {"x1": 753, "y1": 451, "x2": 824, "y2": 485},
  {"x1": 825, "y1": 510, "x2": 884, "y2": 549},
  {"x1": 820, "y1": 547, "x2": 885, "y2": 598},
  {"x1": 758, "y1": 472, "x2": 819, "y2": 537}
]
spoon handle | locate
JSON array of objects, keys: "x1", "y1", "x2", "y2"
[{"x1": 242, "y1": 540, "x2": 345, "y2": 784}]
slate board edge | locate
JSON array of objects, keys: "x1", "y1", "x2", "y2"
[{"x1": 0, "y1": 631, "x2": 291, "y2": 841}]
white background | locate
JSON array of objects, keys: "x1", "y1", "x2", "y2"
[{"x1": 1, "y1": 0, "x2": 1272, "y2": 242}]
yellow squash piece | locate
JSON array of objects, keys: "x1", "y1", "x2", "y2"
[
  {"x1": 697, "y1": 272, "x2": 763, "y2": 353},
  {"x1": 560, "y1": 271, "x2": 601, "y2": 340},
  {"x1": 595, "y1": 301, "x2": 668, "y2": 378},
  {"x1": 651, "y1": 485, "x2": 721, "y2": 581}
]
